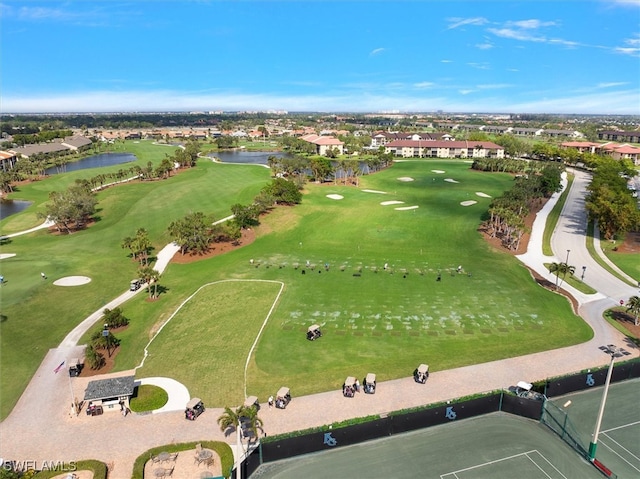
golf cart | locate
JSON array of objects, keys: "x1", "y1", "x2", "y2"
[
  {"x1": 275, "y1": 387, "x2": 291, "y2": 409},
  {"x1": 244, "y1": 395, "x2": 260, "y2": 411},
  {"x1": 68, "y1": 357, "x2": 83, "y2": 377},
  {"x1": 307, "y1": 324, "x2": 322, "y2": 341},
  {"x1": 343, "y1": 376, "x2": 357, "y2": 397},
  {"x1": 185, "y1": 397, "x2": 205, "y2": 420},
  {"x1": 129, "y1": 278, "x2": 142, "y2": 291},
  {"x1": 414, "y1": 363, "x2": 429, "y2": 384},
  {"x1": 364, "y1": 373, "x2": 376, "y2": 394},
  {"x1": 509, "y1": 381, "x2": 546, "y2": 401}
]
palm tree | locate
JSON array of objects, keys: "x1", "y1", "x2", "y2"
[
  {"x1": 626, "y1": 295, "x2": 640, "y2": 326},
  {"x1": 217, "y1": 405, "x2": 263, "y2": 479},
  {"x1": 137, "y1": 265, "x2": 160, "y2": 298},
  {"x1": 548, "y1": 262, "x2": 575, "y2": 290}
]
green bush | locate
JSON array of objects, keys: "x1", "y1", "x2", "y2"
[{"x1": 31, "y1": 460, "x2": 107, "y2": 479}]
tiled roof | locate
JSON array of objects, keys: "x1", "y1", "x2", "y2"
[{"x1": 84, "y1": 375, "x2": 136, "y2": 401}]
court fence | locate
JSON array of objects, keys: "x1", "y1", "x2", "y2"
[{"x1": 238, "y1": 357, "x2": 639, "y2": 478}]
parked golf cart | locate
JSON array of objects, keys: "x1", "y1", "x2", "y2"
[
  {"x1": 414, "y1": 363, "x2": 429, "y2": 384},
  {"x1": 130, "y1": 278, "x2": 143, "y2": 291},
  {"x1": 275, "y1": 387, "x2": 291, "y2": 409},
  {"x1": 508, "y1": 381, "x2": 546, "y2": 401},
  {"x1": 185, "y1": 397, "x2": 205, "y2": 420},
  {"x1": 243, "y1": 395, "x2": 260, "y2": 411},
  {"x1": 364, "y1": 373, "x2": 376, "y2": 394},
  {"x1": 307, "y1": 324, "x2": 322, "y2": 341},
  {"x1": 68, "y1": 357, "x2": 83, "y2": 377},
  {"x1": 343, "y1": 376, "x2": 357, "y2": 397}
]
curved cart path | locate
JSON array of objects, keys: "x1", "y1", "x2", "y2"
[{"x1": 0, "y1": 170, "x2": 637, "y2": 478}]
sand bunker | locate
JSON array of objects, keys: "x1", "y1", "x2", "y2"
[
  {"x1": 397, "y1": 177, "x2": 414, "y2": 182},
  {"x1": 475, "y1": 192, "x2": 492, "y2": 198},
  {"x1": 444, "y1": 178, "x2": 459, "y2": 183},
  {"x1": 395, "y1": 205, "x2": 419, "y2": 210},
  {"x1": 0, "y1": 254, "x2": 16, "y2": 260},
  {"x1": 381, "y1": 200, "x2": 405, "y2": 206},
  {"x1": 362, "y1": 189, "x2": 387, "y2": 194},
  {"x1": 53, "y1": 276, "x2": 92, "y2": 286},
  {"x1": 326, "y1": 194, "x2": 344, "y2": 200},
  {"x1": 431, "y1": 170, "x2": 445, "y2": 174},
  {"x1": 460, "y1": 201, "x2": 477, "y2": 206}
]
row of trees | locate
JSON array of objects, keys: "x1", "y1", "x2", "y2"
[
  {"x1": 585, "y1": 157, "x2": 640, "y2": 240},
  {"x1": 483, "y1": 164, "x2": 563, "y2": 251}
]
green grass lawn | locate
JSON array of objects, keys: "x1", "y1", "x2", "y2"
[{"x1": 0, "y1": 156, "x2": 593, "y2": 418}]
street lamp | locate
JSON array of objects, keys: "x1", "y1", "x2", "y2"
[
  {"x1": 588, "y1": 344, "x2": 630, "y2": 461},
  {"x1": 581, "y1": 266, "x2": 587, "y2": 282},
  {"x1": 102, "y1": 324, "x2": 111, "y2": 357}
]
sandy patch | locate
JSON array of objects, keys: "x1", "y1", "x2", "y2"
[
  {"x1": 0, "y1": 253, "x2": 16, "y2": 260},
  {"x1": 397, "y1": 177, "x2": 414, "y2": 182},
  {"x1": 326, "y1": 194, "x2": 344, "y2": 200},
  {"x1": 444, "y1": 178, "x2": 459, "y2": 183},
  {"x1": 53, "y1": 276, "x2": 92, "y2": 286},
  {"x1": 475, "y1": 192, "x2": 492, "y2": 198},
  {"x1": 362, "y1": 189, "x2": 387, "y2": 194},
  {"x1": 395, "y1": 205, "x2": 419, "y2": 210},
  {"x1": 381, "y1": 200, "x2": 405, "y2": 206},
  {"x1": 431, "y1": 170, "x2": 445, "y2": 174},
  {"x1": 460, "y1": 201, "x2": 477, "y2": 206}
]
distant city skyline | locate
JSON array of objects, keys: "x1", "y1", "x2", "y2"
[{"x1": 1, "y1": 0, "x2": 639, "y2": 115}]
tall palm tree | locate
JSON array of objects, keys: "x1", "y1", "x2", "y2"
[
  {"x1": 137, "y1": 265, "x2": 160, "y2": 298},
  {"x1": 548, "y1": 262, "x2": 575, "y2": 290},
  {"x1": 626, "y1": 295, "x2": 640, "y2": 326},
  {"x1": 217, "y1": 405, "x2": 263, "y2": 479}
]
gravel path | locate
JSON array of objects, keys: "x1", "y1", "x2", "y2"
[{"x1": 0, "y1": 171, "x2": 637, "y2": 478}]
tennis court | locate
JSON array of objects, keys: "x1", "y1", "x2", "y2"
[
  {"x1": 546, "y1": 377, "x2": 640, "y2": 479},
  {"x1": 251, "y1": 413, "x2": 603, "y2": 479}
]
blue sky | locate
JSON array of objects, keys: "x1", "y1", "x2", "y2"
[{"x1": 1, "y1": 0, "x2": 639, "y2": 114}]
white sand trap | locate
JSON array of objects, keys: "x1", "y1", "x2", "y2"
[
  {"x1": 431, "y1": 170, "x2": 445, "y2": 174},
  {"x1": 326, "y1": 194, "x2": 344, "y2": 200},
  {"x1": 460, "y1": 201, "x2": 477, "y2": 207},
  {"x1": 0, "y1": 254, "x2": 16, "y2": 260},
  {"x1": 475, "y1": 192, "x2": 492, "y2": 198},
  {"x1": 362, "y1": 189, "x2": 387, "y2": 194},
  {"x1": 444, "y1": 178, "x2": 459, "y2": 183},
  {"x1": 380, "y1": 200, "x2": 405, "y2": 206},
  {"x1": 53, "y1": 276, "x2": 92, "y2": 286},
  {"x1": 395, "y1": 205, "x2": 419, "y2": 210},
  {"x1": 397, "y1": 177, "x2": 414, "y2": 182}
]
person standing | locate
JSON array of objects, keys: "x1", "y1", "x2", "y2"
[
  {"x1": 41, "y1": 272, "x2": 47, "y2": 280},
  {"x1": 268, "y1": 395, "x2": 274, "y2": 408}
]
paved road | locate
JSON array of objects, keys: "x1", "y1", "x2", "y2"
[{"x1": 0, "y1": 169, "x2": 637, "y2": 478}]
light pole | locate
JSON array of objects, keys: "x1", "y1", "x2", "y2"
[
  {"x1": 588, "y1": 344, "x2": 629, "y2": 461},
  {"x1": 102, "y1": 324, "x2": 111, "y2": 357},
  {"x1": 581, "y1": 266, "x2": 587, "y2": 282}
]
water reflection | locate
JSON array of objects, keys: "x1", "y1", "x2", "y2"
[
  {"x1": 0, "y1": 199, "x2": 33, "y2": 220},
  {"x1": 44, "y1": 152, "x2": 136, "y2": 175}
]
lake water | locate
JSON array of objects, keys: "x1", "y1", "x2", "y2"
[
  {"x1": 0, "y1": 199, "x2": 33, "y2": 221},
  {"x1": 208, "y1": 150, "x2": 291, "y2": 165},
  {"x1": 44, "y1": 152, "x2": 137, "y2": 175}
]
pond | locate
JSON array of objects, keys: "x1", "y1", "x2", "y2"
[
  {"x1": 207, "y1": 150, "x2": 292, "y2": 165},
  {"x1": 44, "y1": 152, "x2": 137, "y2": 175},
  {"x1": 0, "y1": 199, "x2": 33, "y2": 221}
]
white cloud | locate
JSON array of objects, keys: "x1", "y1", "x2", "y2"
[
  {"x1": 597, "y1": 82, "x2": 628, "y2": 88},
  {"x1": 507, "y1": 19, "x2": 557, "y2": 29},
  {"x1": 370, "y1": 48, "x2": 386, "y2": 56},
  {"x1": 2, "y1": 87, "x2": 638, "y2": 115},
  {"x1": 413, "y1": 82, "x2": 436, "y2": 89},
  {"x1": 475, "y1": 42, "x2": 493, "y2": 50},
  {"x1": 446, "y1": 17, "x2": 488, "y2": 30}
]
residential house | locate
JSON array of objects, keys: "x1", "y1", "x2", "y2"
[
  {"x1": 0, "y1": 151, "x2": 18, "y2": 171},
  {"x1": 597, "y1": 130, "x2": 640, "y2": 144},
  {"x1": 300, "y1": 134, "x2": 344, "y2": 156}
]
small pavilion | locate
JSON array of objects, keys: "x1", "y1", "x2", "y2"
[{"x1": 83, "y1": 375, "x2": 136, "y2": 413}]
